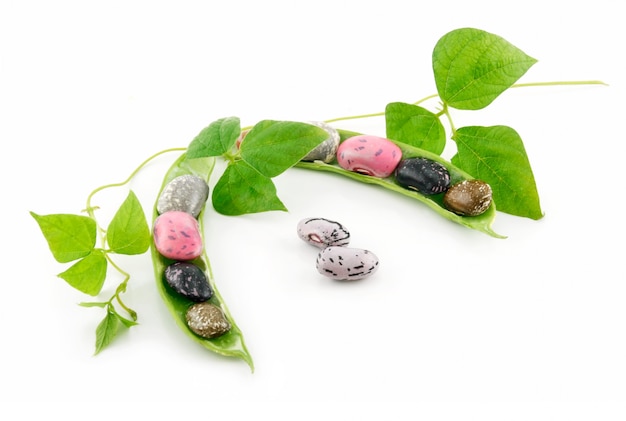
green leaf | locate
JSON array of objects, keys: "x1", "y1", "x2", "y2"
[
  {"x1": 385, "y1": 102, "x2": 447, "y2": 155},
  {"x1": 186, "y1": 117, "x2": 241, "y2": 159},
  {"x1": 432, "y1": 27, "x2": 537, "y2": 110},
  {"x1": 240, "y1": 120, "x2": 328, "y2": 177},
  {"x1": 107, "y1": 190, "x2": 150, "y2": 255},
  {"x1": 30, "y1": 212, "x2": 96, "y2": 263},
  {"x1": 452, "y1": 125, "x2": 543, "y2": 219},
  {"x1": 57, "y1": 249, "x2": 108, "y2": 295},
  {"x1": 94, "y1": 308, "x2": 119, "y2": 355},
  {"x1": 116, "y1": 314, "x2": 138, "y2": 328},
  {"x1": 212, "y1": 160, "x2": 287, "y2": 215}
]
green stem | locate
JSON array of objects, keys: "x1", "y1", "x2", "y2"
[
  {"x1": 320, "y1": 80, "x2": 605, "y2": 126},
  {"x1": 104, "y1": 254, "x2": 136, "y2": 320},
  {"x1": 85, "y1": 147, "x2": 187, "y2": 213},
  {"x1": 511, "y1": 80, "x2": 608, "y2": 88}
]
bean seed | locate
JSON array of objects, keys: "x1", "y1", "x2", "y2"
[
  {"x1": 186, "y1": 302, "x2": 231, "y2": 339},
  {"x1": 443, "y1": 179, "x2": 493, "y2": 216},
  {"x1": 394, "y1": 157, "x2": 450, "y2": 194},
  {"x1": 337, "y1": 135, "x2": 402, "y2": 178},
  {"x1": 297, "y1": 217, "x2": 350, "y2": 248},
  {"x1": 153, "y1": 211, "x2": 203, "y2": 261},
  {"x1": 316, "y1": 246, "x2": 379, "y2": 281},
  {"x1": 157, "y1": 175, "x2": 209, "y2": 218},
  {"x1": 164, "y1": 262, "x2": 213, "y2": 302},
  {"x1": 301, "y1": 121, "x2": 341, "y2": 163}
]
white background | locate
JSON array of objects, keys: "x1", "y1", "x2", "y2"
[{"x1": 1, "y1": 0, "x2": 624, "y2": 419}]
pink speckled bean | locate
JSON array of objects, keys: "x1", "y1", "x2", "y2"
[
  {"x1": 153, "y1": 211, "x2": 203, "y2": 261},
  {"x1": 336, "y1": 135, "x2": 402, "y2": 178}
]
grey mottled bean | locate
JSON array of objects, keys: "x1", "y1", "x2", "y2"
[
  {"x1": 297, "y1": 217, "x2": 350, "y2": 248},
  {"x1": 316, "y1": 246, "x2": 379, "y2": 281},
  {"x1": 157, "y1": 174, "x2": 209, "y2": 218},
  {"x1": 301, "y1": 121, "x2": 341, "y2": 163}
]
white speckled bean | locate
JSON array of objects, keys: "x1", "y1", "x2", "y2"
[
  {"x1": 316, "y1": 246, "x2": 379, "y2": 281},
  {"x1": 297, "y1": 217, "x2": 350, "y2": 248}
]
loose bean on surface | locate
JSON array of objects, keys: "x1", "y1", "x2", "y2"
[
  {"x1": 297, "y1": 217, "x2": 350, "y2": 248},
  {"x1": 316, "y1": 246, "x2": 379, "y2": 281}
]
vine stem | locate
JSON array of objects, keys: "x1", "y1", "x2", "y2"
[
  {"x1": 82, "y1": 147, "x2": 186, "y2": 319},
  {"x1": 321, "y1": 80, "x2": 606, "y2": 125}
]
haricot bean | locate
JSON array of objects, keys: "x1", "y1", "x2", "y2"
[
  {"x1": 316, "y1": 246, "x2": 379, "y2": 281},
  {"x1": 150, "y1": 154, "x2": 253, "y2": 369},
  {"x1": 296, "y1": 217, "x2": 350, "y2": 248}
]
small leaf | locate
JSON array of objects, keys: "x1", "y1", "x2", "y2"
[
  {"x1": 30, "y1": 212, "x2": 96, "y2": 263},
  {"x1": 452, "y1": 125, "x2": 543, "y2": 219},
  {"x1": 240, "y1": 120, "x2": 328, "y2": 177},
  {"x1": 212, "y1": 160, "x2": 287, "y2": 215},
  {"x1": 385, "y1": 102, "x2": 447, "y2": 155},
  {"x1": 57, "y1": 249, "x2": 108, "y2": 295},
  {"x1": 115, "y1": 312, "x2": 139, "y2": 328},
  {"x1": 432, "y1": 27, "x2": 537, "y2": 110},
  {"x1": 94, "y1": 308, "x2": 120, "y2": 355},
  {"x1": 107, "y1": 190, "x2": 150, "y2": 255},
  {"x1": 186, "y1": 117, "x2": 241, "y2": 159}
]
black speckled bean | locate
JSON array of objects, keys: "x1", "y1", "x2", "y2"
[
  {"x1": 164, "y1": 262, "x2": 213, "y2": 302},
  {"x1": 394, "y1": 157, "x2": 450, "y2": 195}
]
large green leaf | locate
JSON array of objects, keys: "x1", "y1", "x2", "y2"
[
  {"x1": 433, "y1": 27, "x2": 537, "y2": 110},
  {"x1": 212, "y1": 160, "x2": 287, "y2": 215},
  {"x1": 186, "y1": 117, "x2": 241, "y2": 158},
  {"x1": 385, "y1": 102, "x2": 447, "y2": 155},
  {"x1": 452, "y1": 125, "x2": 543, "y2": 219},
  {"x1": 31, "y1": 212, "x2": 96, "y2": 263},
  {"x1": 240, "y1": 120, "x2": 328, "y2": 178}
]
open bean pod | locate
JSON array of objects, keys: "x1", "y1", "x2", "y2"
[
  {"x1": 151, "y1": 153, "x2": 254, "y2": 370},
  {"x1": 296, "y1": 129, "x2": 504, "y2": 238}
]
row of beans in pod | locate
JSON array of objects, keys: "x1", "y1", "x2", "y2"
[
  {"x1": 299, "y1": 122, "x2": 494, "y2": 218},
  {"x1": 152, "y1": 172, "x2": 232, "y2": 339}
]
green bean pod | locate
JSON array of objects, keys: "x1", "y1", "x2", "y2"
[
  {"x1": 151, "y1": 153, "x2": 254, "y2": 370},
  {"x1": 296, "y1": 129, "x2": 504, "y2": 238}
]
